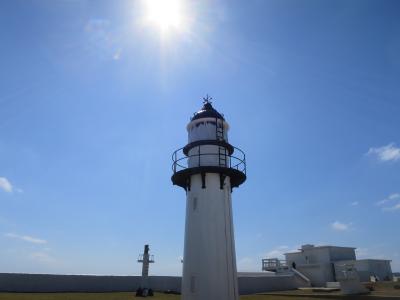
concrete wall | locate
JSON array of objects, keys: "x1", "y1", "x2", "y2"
[
  {"x1": 284, "y1": 246, "x2": 393, "y2": 287},
  {"x1": 329, "y1": 247, "x2": 356, "y2": 262},
  {"x1": 286, "y1": 248, "x2": 331, "y2": 265},
  {"x1": 294, "y1": 263, "x2": 334, "y2": 287},
  {"x1": 0, "y1": 273, "x2": 302, "y2": 294},
  {"x1": 336, "y1": 260, "x2": 393, "y2": 282},
  {"x1": 0, "y1": 274, "x2": 143, "y2": 293},
  {"x1": 238, "y1": 274, "x2": 297, "y2": 294},
  {"x1": 286, "y1": 252, "x2": 306, "y2": 265},
  {"x1": 305, "y1": 248, "x2": 330, "y2": 264},
  {"x1": 286, "y1": 246, "x2": 355, "y2": 266},
  {"x1": 365, "y1": 260, "x2": 393, "y2": 281},
  {"x1": 284, "y1": 246, "x2": 358, "y2": 287}
]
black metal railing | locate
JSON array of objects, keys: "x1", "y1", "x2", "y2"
[
  {"x1": 172, "y1": 144, "x2": 246, "y2": 175},
  {"x1": 262, "y1": 259, "x2": 288, "y2": 270},
  {"x1": 138, "y1": 254, "x2": 155, "y2": 263}
]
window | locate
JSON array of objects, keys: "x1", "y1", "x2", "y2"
[{"x1": 193, "y1": 197, "x2": 198, "y2": 211}]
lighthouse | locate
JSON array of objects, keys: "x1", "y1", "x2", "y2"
[{"x1": 172, "y1": 97, "x2": 246, "y2": 300}]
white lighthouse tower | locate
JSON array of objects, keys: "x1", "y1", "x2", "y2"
[{"x1": 172, "y1": 97, "x2": 246, "y2": 300}]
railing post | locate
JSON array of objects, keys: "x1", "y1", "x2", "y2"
[
  {"x1": 172, "y1": 153, "x2": 174, "y2": 172},
  {"x1": 175, "y1": 151, "x2": 177, "y2": 172}
]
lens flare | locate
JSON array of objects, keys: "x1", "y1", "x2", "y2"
[{"x1": 144, "y1": 0, "x2": 184, "y2": 32}]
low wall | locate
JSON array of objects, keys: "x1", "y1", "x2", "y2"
[
  {"x1": 0, "y1": 273, "x2": 300, "y2": 294},
  {"x1": 0, "y1": 274, "x2": 143, "y2": 293},
  {"x1": 238, "y1": 274, "x2": 298, "y2": 294}
]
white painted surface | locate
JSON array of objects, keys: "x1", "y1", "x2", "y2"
[
  {"x1": 335, "y1": 263, "x2": 368, "y2": 295},
  {"x1": 326, "y1": 281, "x2": 340, "y2": 288},
  {"x1": 181, "y1": 116, "x2": 239, "y2": 300},
  {"x1": 292, "y1": 268, "x2": 311, "y2": 285},
  {"x1": 285, "y1": 245, "x2": 356, "y2": 266},
  {"x1": 188, "y1": 145, "x2": 225, "y2": 168},
  {"x1": 140, "y1": 253, "x2": 150, "y2": 288},
  {"x1": 285, "y1": 245, "x2": 355, "y2": 286},
  {"x1": 284, "y1": 245, "x2": 393, "y2": 286},
  {"x1": 335, "y1": 259, "x2": 393, "y2": 282},
  {"x1": 187, "y1": 118, "x2": 229, "y2": 143},
  {"x1": 182, "y1": 173, "x2": 238, "y2": 300}
]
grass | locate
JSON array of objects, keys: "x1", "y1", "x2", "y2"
[
  {"x1": 0, "y1": 293, "x2": 177, "y2": 300},
  {"x1": 0, "y1": 283, "x2": 399, "y2": 300}
]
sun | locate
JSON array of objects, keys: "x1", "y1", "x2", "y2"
[{"x1": 144, "y1": 0, "x2": 184, "y2": 32}]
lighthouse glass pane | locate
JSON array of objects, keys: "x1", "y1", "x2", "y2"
[
  {"x1": 188, "y1": 120, "x2": 217, "y2": 142},
  {"x1": 188, "y1": 145, "x2": 220, "y2": 168}
]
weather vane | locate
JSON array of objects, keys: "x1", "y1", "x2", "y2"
[{"x1": 203, "y1": 94, "x2": 213, "y2": 104}]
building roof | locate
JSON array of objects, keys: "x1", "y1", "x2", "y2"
[
  {"x1": 284, "y1": 245, "x2": 356, "y2": 255},
  {"x1": 191, "y1": 100, "x2": 225, "y2": 121}
]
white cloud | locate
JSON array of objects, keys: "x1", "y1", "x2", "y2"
[
  {"x1": 350, "y1": 201, "x2": 359, "y2": 206},
  {"x1": 377, "y1": 200, "x2": 388, "y2": 206},
  {"x1": 355, "y1": 248, "x2": 369, "y2": 259},
  {"x1": 383, "y1": 203, "x2": 400, "y2": 212},
  {"x1": 377, "y1": 193, "x2": 400, "y2": 206},
  {"x1": 367, "y1": 143, "x2": 400, "y2": 162},
  {"x1": 265, "y1": 246, "x2": 290, "y2": 259},
  {"x1": 331, "y1": 221, "x2": 351, "y2": 231},
  {"x1": 237, "y1": 257, "x2": 259, "y2": 272},
  {"x1": 0, "y1": 177, "x2": 13, "y2": 193},
  {"x1": 5, "y1": 233, "x2": 47, "y2": 244}
]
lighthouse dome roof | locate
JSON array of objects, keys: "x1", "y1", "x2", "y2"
[{"x1": 191, "y1": 101, "x2": 225, "y2": 121}]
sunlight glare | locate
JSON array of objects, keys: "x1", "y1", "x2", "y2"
[{"x1": 144, "y1": 0, "x2": 184, "y2": 32}]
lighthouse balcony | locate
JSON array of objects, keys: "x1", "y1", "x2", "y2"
[{"x1": 171, "y1": 143, "x2": 246, "y2": 190}]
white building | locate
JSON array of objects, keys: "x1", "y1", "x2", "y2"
[
  {"x1": 339, "y1": 259, "x2": 393, "y2": 282},
  {"x1": 263, "y1": 244, "x2": 393, "y2": 287}
]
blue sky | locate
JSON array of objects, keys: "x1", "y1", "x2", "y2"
[{"x1": 0, "y1": 0, "x2": 399, "y2": 275}]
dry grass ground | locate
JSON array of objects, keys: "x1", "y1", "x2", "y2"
[
  {"x1": 0, "y1": 293, "x2": 176, "y2": 300},
  {"x1": 244, "y1": 282, "x2": 400, "y2": 299},
  {"x1": 0, "y1": 282, "x2": 399, "y2": 300}
]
